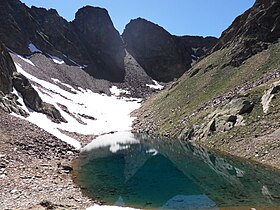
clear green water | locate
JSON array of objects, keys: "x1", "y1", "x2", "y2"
[{"x1": 73, "y1": 132, "x2": 280, "y2": 209}]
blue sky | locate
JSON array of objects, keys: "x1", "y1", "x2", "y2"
[{"x1": 21, "y1": 0, "x2": 255, "y2": 37}]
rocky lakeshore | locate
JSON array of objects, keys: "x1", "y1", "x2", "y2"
[{"x1": 0, "y1": 110, "x2": 95, "y2": 209}]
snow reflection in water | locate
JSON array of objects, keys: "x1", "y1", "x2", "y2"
[{"x1": 74, "y1": 132, "x2": 280, "y2": 209}]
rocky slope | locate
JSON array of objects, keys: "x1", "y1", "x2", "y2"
[
  {"x1": 212, "y1": 0, "x2": 280, "y2": 67},
  {"x1": 0, "y1": 0, "x2": 125, "y2": 82},
  {"x1": 122, "y1": 18, "x2": 217, "y2": 82},
  {"x1": 0, "y1": 40, "x2": 66, "y2": 123},
  {"x1": 133, "y1": 0, "x2": 280, "y2": 170}
]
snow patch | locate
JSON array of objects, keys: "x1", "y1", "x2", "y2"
[
  {"x1": 12, "y1": 63, "x2": 141, "y2": 149},
  {"x1": 48, "y1": 54, "x2": 65, "y2": 64},
  {"x1": 110, "y1": 86, "x2": 130, "y2": 96},
  {"x1": 82, "y1": 132, "x2": 139, "y2": 153},
  {"x1": 146, "y1": 80, "x2": 164, "y2": 90},
  {"x1": 28, "y1": 43, "x2": 42, "y2": 53},
  {"x1": 51, "y1": 78, "x2": 77, "y2": 92},
  {"x1": 17, "y1": 55, "x2": 35, "y2": 66}
]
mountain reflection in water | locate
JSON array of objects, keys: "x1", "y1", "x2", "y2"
[{"x1": 73, "y1": 132, "x2": 280, "y2": 209}]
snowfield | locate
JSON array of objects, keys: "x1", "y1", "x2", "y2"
[
  {"x1": 10, "y1": 50, "x2": 144, "y2": 210},
  {"x1": 12, "y1": 62, "x2": 141, "y2": 150}
]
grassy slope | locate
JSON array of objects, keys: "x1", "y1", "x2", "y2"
[{"x1": 136, "y1": 41, "x2": 280, "y2": 169}]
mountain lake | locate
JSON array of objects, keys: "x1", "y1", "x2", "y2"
[{"x1": 73, "y1": 132, "x2": 280, "y2": 210}]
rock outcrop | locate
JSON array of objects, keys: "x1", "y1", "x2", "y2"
[
  {"x1": 0, "y1": 41, "x2": 16, "y2": 94},
  {"x1": 122, "y1": 18, "x2": 218, "y2": 82},
  {"x1": 179, "y1": 98, "x2": 254, "y2": 141},
  {"x1": 12, "y1": 72, "x2": 66, "y2": 123},
  {"x1": 262, "y1": 80, "x2": 280, "y2": 113},
  {"x1": 212, "y1": 0, "x2": 280, "y2": 66}
]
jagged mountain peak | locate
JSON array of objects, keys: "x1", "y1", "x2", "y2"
[
  {"x1": 122, "y1": 18, "x2": 218, "y2": 82},
  {"x1": 75, "y1": 5, "x2": 110, "y2": 16},
  {"x1": 0, "y1": 0, "x2": 217, "y2": 84}
]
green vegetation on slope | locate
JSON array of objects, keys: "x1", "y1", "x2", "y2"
[{"x1": 134, "y1": 40, "x2": 280, "y2": 169}]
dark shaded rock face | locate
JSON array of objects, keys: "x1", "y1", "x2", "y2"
[
  {"x1": 13, "y1": 72, "x2": 66, "y2": 123},
  {"x1": 0, "y1": 0, "x2": 37, "y2": 55},
  {"x1": 213, "y1": 0, "x2": 280, "y2": 66},
  {"x1": 0, "y1": 41, "x2": 16, "y2": 94},
  {"x1": 0, "y1": 0, "x2": 125, "y2": 82},
  {"x1": 72, "y1": 6, "x2": 125, "y2": 82},
  {"x1": 122, "y1": 18, "x2": 186, "y2": 82},
  {"x1": 173, "y1": 36, "x2": 218, "y2": 58},
  {"x1": 0, "y1": 0, "x2": 217, "y2": 83},
  {"x1": 122, "y1": 18, "x2": 218, "y2": 82}
]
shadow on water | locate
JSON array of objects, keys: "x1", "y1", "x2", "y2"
[{"x1": 73, "y1": 132, "x2": 280, "y2": 209}]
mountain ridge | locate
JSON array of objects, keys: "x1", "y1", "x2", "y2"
[{"x1": 0, "y1": 0, "x2": 217, "y2": 84}]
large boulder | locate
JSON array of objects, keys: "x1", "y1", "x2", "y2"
[
  {"x1": 12, "y1": 72, "x2": 66, "y2": 123},
  {"x1": 262, "y1": 80, "x2": 280, "y2": 113}
]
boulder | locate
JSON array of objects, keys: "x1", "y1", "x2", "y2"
[
  {"x1": 262, "y1": 80, "x2": 280, "y2": 113},
  {"x1": 220, "y1": 98, "x2": 254, "y2": 115},
  {"x1": 12, "y1": 72, "x2": 66, "y2": 123},
  {"x1": 179, "y1": 127, "x2": 194, "y2": 141}
]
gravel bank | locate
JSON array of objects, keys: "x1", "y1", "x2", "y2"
[{"x1": 0, "y1": 111, "x2": 94, "y2": 209}]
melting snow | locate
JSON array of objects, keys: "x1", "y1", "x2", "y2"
[
  {"x1": 17, "y1": 55, "x2": 35, "y2": 66},
  {"x1": 82, "y1": 132, "x2": 139, "y2": 153},
  {"x1": 146, "y1": 80, "x2": 164, "y2": 90},
  {"x1": 28, "y1": 42, "x2": 42, "y2": 53},
  {"x1": 110, "y1": 86, "x2": 130, "y2": 96},
  {"x1": 48, "y1": 54, "x2": 65, "y2": 64},
  {"x1": 12, "y1": 63, "x2": 141, "y2": 150}
]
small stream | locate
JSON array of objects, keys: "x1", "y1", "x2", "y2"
[{"x1": 73, "y1": 132, "x2": 280, "y2": 209}]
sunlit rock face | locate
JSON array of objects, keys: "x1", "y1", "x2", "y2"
[{"x1": 212, "y1": 0, "x2": 280, "y2": 67}]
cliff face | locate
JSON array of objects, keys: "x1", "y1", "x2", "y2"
[
  {"x1": 122, "y1": 18, "x2": 217, "y2": 82},
  {"x1": 72, "y1": 6, "x2": 125, "y2": 82},
  {"x1": 213, "y1": 0, "x2": 280, "y2": 66},
  {"x1": 0, "y1": 41, "x2": 16, "y2": 94}
]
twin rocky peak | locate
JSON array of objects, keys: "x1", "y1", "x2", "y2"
[{"x1": 0, "y1": 0, "x2": 217, "y2": 83}]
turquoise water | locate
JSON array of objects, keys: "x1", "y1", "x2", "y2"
[{"x1": 74, "y1": 132, "x2": 280, "y2": 209}]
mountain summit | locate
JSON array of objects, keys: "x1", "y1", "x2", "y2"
[{"x1": 0, "y1": 0, "x2": 217, "y2": 83}]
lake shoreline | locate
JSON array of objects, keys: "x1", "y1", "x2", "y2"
[
  {"x1": 73, "y1": 132, "x2": 280, "y2": 210},
  {"x1": 0, "y1": 111, "x2": 95, "y2": 209}
]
